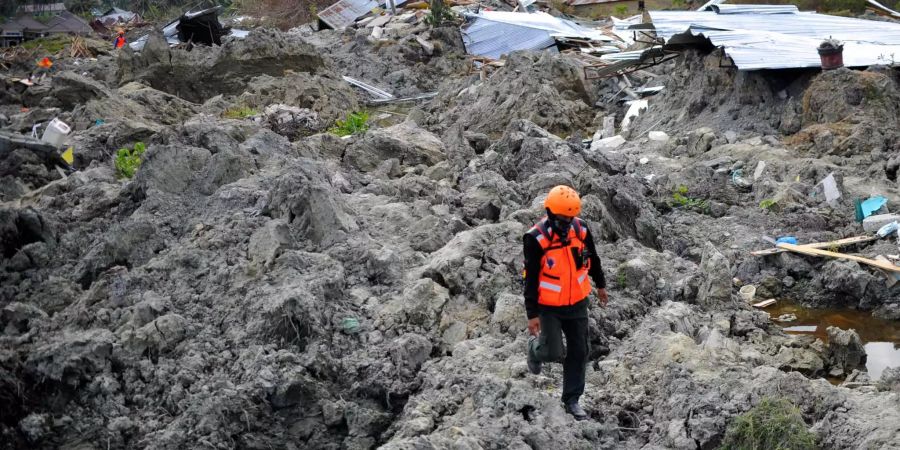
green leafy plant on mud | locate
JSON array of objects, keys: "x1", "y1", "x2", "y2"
[
  {"x1": 115, "y1": 142, "x2": 146, "y2": 179},
  {"x1": 721, "y1": 398, "x2": 817, "y2": 450}
]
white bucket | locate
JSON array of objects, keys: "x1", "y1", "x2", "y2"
[
  {"x1": 739, "y1": 285, "x2": 756, "y2": 302},
  {"x1": 40, "y1": 118, "x2": 71, "y2": 148}
]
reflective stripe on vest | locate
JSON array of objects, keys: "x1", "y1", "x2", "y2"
[
  {"x1": 539, "y1": 281, "x2": 562, "y2": 292},
  {"x1": 531, "y1": 218, "x2": 593, "y2": 307}
]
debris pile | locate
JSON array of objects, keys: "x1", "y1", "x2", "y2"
[{"x1": 0, "y1": 1, "x2": 899, "y2": 449}]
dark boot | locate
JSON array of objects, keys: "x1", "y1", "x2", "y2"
[
  {"x1": 564, "y1": 402, "x2": 588, "y2": 421},
  {"x1": 527, "y1": 336, "x2": 542, "y2": 375}
]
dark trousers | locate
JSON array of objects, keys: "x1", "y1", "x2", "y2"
[{"x1": 528, "y1": 309, "x2": 590, "y2": 404}]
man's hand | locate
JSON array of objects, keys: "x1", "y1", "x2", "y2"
[
  {"x1": 528, "y1": 317, "x2": 541, "y2": 336},
  {"x1": 595, "y1": 288, "x2": 609, "y2": 307}
]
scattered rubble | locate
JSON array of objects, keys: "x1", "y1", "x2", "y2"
[{"x1": 0, "y1": 1, "x2": 899, "y2": 449}]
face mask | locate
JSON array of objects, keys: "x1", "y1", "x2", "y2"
[{"x1": 552, "y1": 217, "x2": 572, "y2": 233}]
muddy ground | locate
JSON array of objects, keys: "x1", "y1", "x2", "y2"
[{"x1": 0, "y1": 13, "x2": 899, "y2": 450}]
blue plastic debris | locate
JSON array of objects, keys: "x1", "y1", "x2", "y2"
[
  {"x1": 876, "y1": 221, "x2": 899, "y2": 238},
  {"x1": 861, "y1": 196, "x2": 888, "y2": 219},
  {"x1": 776, "y1": 236, "x2": 798, "y2": 245}
]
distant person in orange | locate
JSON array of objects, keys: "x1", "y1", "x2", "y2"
[
  {"x1": 114, "y1": 29, "x2": 127, "y2": 49},
  {"x1": 30, "y1": 57, "x2": 53, "y2": 84}
]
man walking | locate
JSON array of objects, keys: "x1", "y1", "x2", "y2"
[{"x1": 523, "y1": 185, "x2": 608, "y2": 421}]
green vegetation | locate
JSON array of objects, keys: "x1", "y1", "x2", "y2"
[
  {"x1": 425, "y1": 0, "x2": 456, "y2": 27},
  {"x1": 759, "y1": 199, "x2": 778, "y2": 211},
  {"x1": 329, "y1": 111, "x2": 370, "y2": 137},
  {"x1": 671, "y1": 0, "x2": 686, "y2": 8},
  {"x1": 21, "y1": 36, "x2": 68, "y2": 54},
  {"x1": 670, "y1": 185, "x2": 708, "y2": 211},
  {"x1": 721, "y1": 398, "x2": 817, "y2": 450},
  {"x1": 223, "y1": 105, "x2": 259, "y2": 119},
  {"x1": 616, "y1": 267, "x2": 627, "y2": 289},
  {"x1": 613, "y1": 5, "x2": 629, "y2": 16},
  {"x1": 115, "y1": 142, "x2": 146, "y2": 179}
]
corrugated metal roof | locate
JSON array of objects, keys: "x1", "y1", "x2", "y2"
[
  {"x1": 318, "y1": 0, "x2": 379, "y2": 30},
  {"x1": 567, "y1": 0, "x2": 630, "y2": 7},
  {"x1": 461, "y1": 11, "x2": 611, "y2": 60},
  {"x1": 706, "y1": 4, "x2": 799, "y2": 14},
  {"x1": 648, "y1": 7, "x2": 900, "y2": 70}
]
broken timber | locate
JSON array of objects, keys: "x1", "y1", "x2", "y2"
[
  {"x1": 776, "y1": 243, "x2": 900, "y2": 273},
  {"x1": 751, "y1": 235, "x2": 879, "y2": 256},
  {"x1": 752, "y1": 299, "x2": 776, "y2": 308}
]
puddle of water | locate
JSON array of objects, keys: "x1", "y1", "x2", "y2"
[{"x1": 765, "y1": 299, "x2": 900, "y2": 380}]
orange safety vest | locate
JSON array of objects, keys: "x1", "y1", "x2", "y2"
[
  {"x1": 526, "y1": 217, "x2": 592, "y2": 307},
  {"x1": 115, "y1": 36, "x2": 126, "y2": 49}
]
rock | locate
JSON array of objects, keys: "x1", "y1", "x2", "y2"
[
  {"x1": 825, "y1": 327, "x2": 866, "y2": 376},
  {"x1": 248, "y1": 220, "x2": 291, "y2": 267},
  {"x1": 344, "y1": 121, "x2": 446, "y2": 172},
  {"x1": 25, "y1": 329, "x2": 114, "y2": 385},
  {"x1": 590, "y1": 135, "x2": 626, "y2": 151},
  {"x1": 1, "y1": 302, "x2": 47, "y2": 334},
  {"x1": 390, "y1": 333, "x2": 433, "y2": 372},
  {"x1": 876, "y1": 367, "x2": 900, "y2": 392},
  {"x1": 378, "y1": 278, "x2": 450, "y2": 329},
  {"x1": 490, "y1": 293, "x2": 524, "y2": 335},
  {"x1": 696, "y1": 242, "x2": 733, "y2": 309},
  {"x1": 618, "y1": 258, "x2": 657, "y2": 295},
  {"x1": 862, "y1": 213, "x2": 900, "y2": 232},
  {"x1": 773, "y1": 346, "x2": 825, "y2": 376},
  {"x1": 687, "y1": 127, "x2": 716, "y2": 156},
  {"x1": 441, "y1": 322, "x2": 468, "y2": 348}
]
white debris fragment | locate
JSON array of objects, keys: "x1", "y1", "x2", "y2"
[{"x1": 648, "y1": 131, "x2": 669, "y2": 142}]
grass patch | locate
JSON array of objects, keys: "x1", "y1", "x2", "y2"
[
  {"x1": 759, "y1": 199, "x2": 778, "y2": 211},
  {"x1": 670, "y1": 185, "x2": 708, "y2": 211},
  {"x1": 329, "y1": 111, "x2": 370, "y2": 137},
  {"x1": 115, "y1": 142, "x2": 146, "y2": 179},
  {"x1": 223, "y1": 105, "x2": 259, "y2": 119},
  {"x1": 21, "y1": 36, "x2": 68, "y2": 54},
  {"x1": 721, "y1": 397, "x2": 816, "y2": 450},
  {"x1": 616, "y1": 267, "x2": 627, "y2": 289}
]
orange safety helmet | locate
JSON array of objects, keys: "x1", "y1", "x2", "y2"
[
  {"x1": 36, "y1": 57, "x2": 52, "y2": 69},
  {"x1": 117, "y1": 28, "x2": 125, "y2": 35},
  {"x1": 544, "y1": 185, "x2": 581, "y2": 217}
]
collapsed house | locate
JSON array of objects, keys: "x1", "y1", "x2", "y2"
[
  {"x1": 129, "y1": 6, "x2": 249, "y2": 51},
  {"x1": 460, "y1": 11, "x2": 618, "y2": 59},
  {"x1": 642, "y1": 4, "x2": 900, "y2": 70}
]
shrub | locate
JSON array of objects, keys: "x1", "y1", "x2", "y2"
[
  {"x1": 425, "y1": 0, "x2": 456, "y2": 27},
  {"x1": 670, "y1": 185, "x2": 708, "y2": 211},
  {"x1": 329, "y1": 111, "x2": 370, "y2": 136},
  {"x1": 614, "y1": 5, "x2": 629, "y2": 16},
  {"x1": 115, "y1": 142, "x2": 146, "y2": 179},
  {"x1": 721, "y1": 398, "x2": 817, "y2": 450}
]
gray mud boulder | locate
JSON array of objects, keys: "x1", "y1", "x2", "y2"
[
  {"x1": 825, "y1": 327, "x2": 866, "y2": 376},
  {"x1": 25, "y1": 329, "x2": 114, "y2": 385},
  {"x1": 696, "y1": 241, "x2": 733, "y2": 309},
  {"x1": 877, "y1": 366, "x2": 900, "y2": 392},
  {"x1": 344, "y1": 121, "x2": 446, "y2": 172},
  {"x1": 421, "y1": 51, "x2": 594, "y2": 136},
  {"x1": 377, "y1": 278, "x2": 450, "y2": 330},
  {"x1": 118, "y1": 30, "x2": 327, "y2": 103}
]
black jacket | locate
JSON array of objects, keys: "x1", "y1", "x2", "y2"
[{"x1": 523, "y1": 222, "x2": 606, "y2": 319}]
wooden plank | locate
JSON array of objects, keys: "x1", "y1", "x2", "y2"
[
  {"x1": 874, "y1": 255, "x2": 900, "y2": 288},
  {"x1": 753, "y1": 299, "x2": 776, "y2": 308},
  {"x1": 751, "y1": 235, "x2": 879, "y2": 256},
  {"x1": 776, "y1": 243, "x2": 900, "y2": 273}
]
